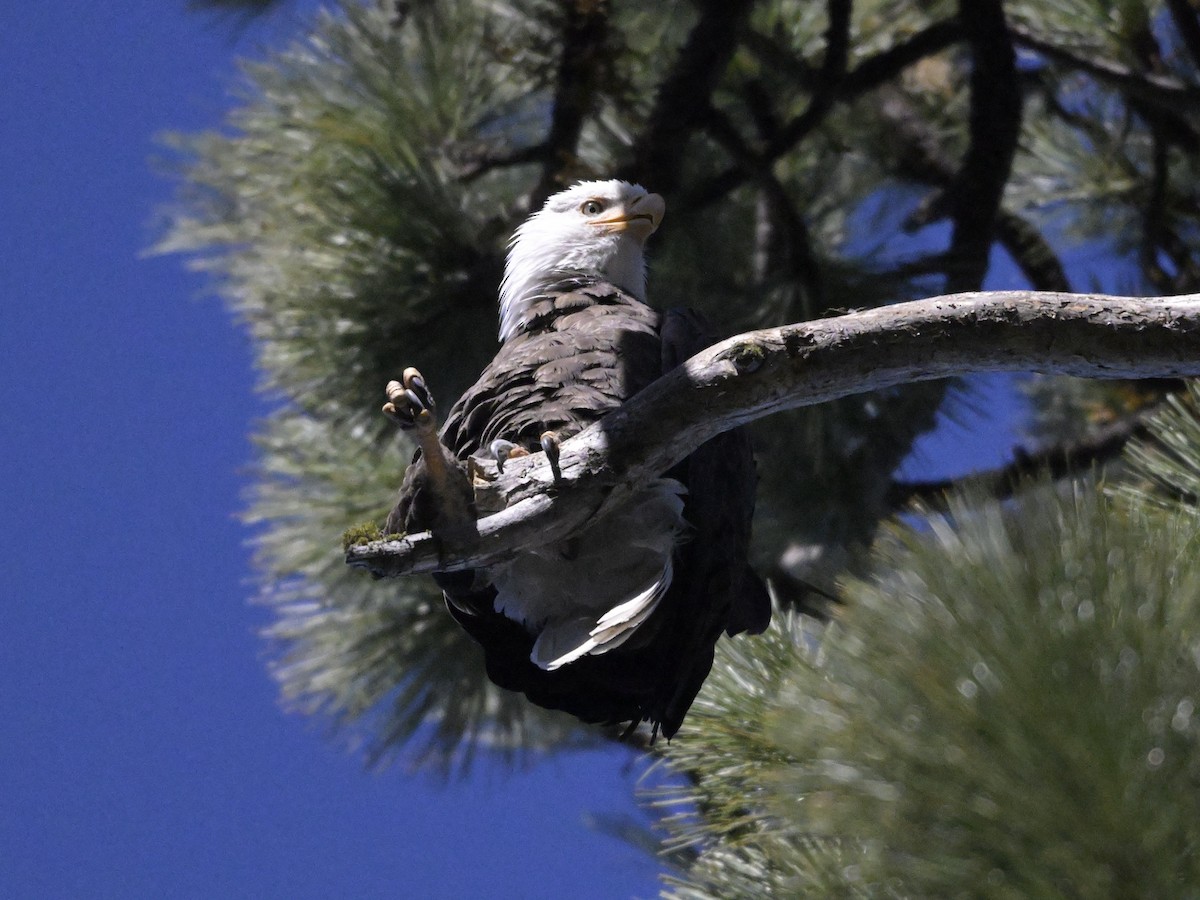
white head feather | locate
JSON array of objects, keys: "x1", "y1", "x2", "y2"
[{"x1": 497, "y1": 179, "x2": 666, "y2": 342}]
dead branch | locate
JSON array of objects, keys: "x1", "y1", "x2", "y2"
[
  {"x1": 1166, "y1": 0, "x2": 1200, "y2": 72},
  {"x1": 624, "y1": 0, "x2": 756, "y2": 196},
  {"x1": 347, "y1": 291, "x2": 1200, "y2": 578},
  {"x1": 529, "y1": 0, "x2": 611, "y2": 205},
  {"x1": 1009, "y1": 23, "x2": 1200, "y2": 115},
  {"x1": 887, "y1": 409, "x2": 1158, "y2": 510}
]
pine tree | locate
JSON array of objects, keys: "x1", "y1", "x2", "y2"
[{"x1": 160, "y1": 0, "x2": 1200, "y2": 890}]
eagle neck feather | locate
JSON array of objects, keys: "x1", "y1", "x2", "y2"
[{"x1": 498, "y1": 239, "x2": 648, "y2": 342}]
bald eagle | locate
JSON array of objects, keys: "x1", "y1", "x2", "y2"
[{"x1": 384, "y1": 180, "x2": 769, "y2": 738}]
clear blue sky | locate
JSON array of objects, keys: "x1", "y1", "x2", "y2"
[{"x1": 0, "y1": 4, "x2": 1025, "y2": 898}]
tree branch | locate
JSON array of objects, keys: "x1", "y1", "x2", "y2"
[
  {"x1": 1166, "y1": 0, "x2": 1200, "y2": 71},
  {"x1": 690, "y1": 16, "x2": 964, "y2": 210},
  {"x1": 993, "y1": 213, "x2": 1073, "y2": 293},
  {"x1": 529, "y1": 0, "x2": 612, "y2": 205},
  {"x1": 624, "y1": 0, "x2": 757, "y2": 196},
  {"x1": 347, "y1": 291, "x2": 1200, "y2": 577},
  {"x1": 741, "y1": 19, "x2": 964, "y2": 101},
  {"x1": 766, "y1": 0, "x2": 852, "y2": 155},
  {"x1": 887, "y1": 410, "x2": 1156, "y2": 510},
  {"x1": 878, "y1": 88, "x2": 1071, "y2": 292},
  {"x1": 679, "y1": 0, "x2": 852, "y2": 213},
  {"x1": 1009, "y1": 23, "x2": 1200, "y2": 115},
  {"x1": 945, "y1": 0, "x2": 1020, "y2": 293},
  {"x1": 1143, "y1": 128, "x2": 1174, "y2": 293},
  {"x1": 701, "y1": 106, "x2": 826, "y2": 309},
  {"x1": 841, "y1": 19, "x2": 962, "y2": 93}
]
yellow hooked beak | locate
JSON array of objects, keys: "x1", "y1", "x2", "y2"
[{"x1": 589, "y1": 192, "x2": 666, "y2": 243}]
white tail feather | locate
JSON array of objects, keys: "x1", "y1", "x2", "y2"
[
  {"x1": 532, "y1": 560, "x2": 672, "y2": 670},
  {"x1": 491, "y1": 479, "x2": 686, "y2": 670}
]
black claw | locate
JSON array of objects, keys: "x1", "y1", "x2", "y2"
[
  {"x1": 404, "y1": 388, "x2": 428, "y2": 416},
  {"x1": 540, "y1": 432, "x2": 562, "y2": 482},
  {"x1": 489, "y1": 438, "x2": 521, "y2": 473},
  {"x1": 403, "y1": 367, "x2": 434, "y2": 413},
  {"x1": 408, "y1": 380, "x2": 431, "y2": 410},
  {"x1": 383, "y1": 399, "x2": 416, "y2": 430}
]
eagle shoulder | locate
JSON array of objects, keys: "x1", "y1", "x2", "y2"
[{"x1": 438, "y1": 278, "x2": 662, "y2": 459}]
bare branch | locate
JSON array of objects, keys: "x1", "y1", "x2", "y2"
[
  {"x1": 679, "y1": 0, "x2": 852, "y2": 212},
  {"x1": 347, "y1": 291, "x2": 1200, "y2": 578},
  {"x1": 1010, "y1": 23, "x2": 1200, "y2": 115},
  {"x1": 993, "y1": 213, "x2": 1072, "y2": 293},
  {"x1": 767, "y1": 0, "x2": 852, "y2": 153},
  {"x1": 945, "y1": 0, "x2": 1020, "y2": 293},
  {"x1": 842, "y1": 19, "x2": 962, "y2": 93},
  {"x1": 1143, "y1": 129, "x2": 1174, "y2": 293},
  {"x1": 455, "y1": 144, "x2": 548, "y2": 183},
  {"x1": 530, "y1": 0, "x2": 612, "y2": 205},
  {"x1": 742, "y1": 19, "x2": 964, "y2": 101},
  {"x1": 701, "y1": 106, "x2": 825, "y2": 308},
  {"x1": 888, "y1": 410, "x2": 1156, "y2": 510},
  {"x1": 624, "y1": 0, "x2": 757, "y2": 196},
  {"x1": 1166, "y1": 0, "x2": 1200, "y2": 71},
  {"x1": 878, "y1": 88, "x2": 1071, "y2": 292}
]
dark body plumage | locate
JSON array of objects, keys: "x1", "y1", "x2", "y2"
[
  {"x1": 443, "y1": 277, "x2": 663, "y2": 457},
  {"x1": 391, "y1": 277, "x2": 770, "y2": 738}
]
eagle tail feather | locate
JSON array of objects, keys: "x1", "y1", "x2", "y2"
[{"x1": 531, "y1": 559, "x2": 673, "y2": 670}]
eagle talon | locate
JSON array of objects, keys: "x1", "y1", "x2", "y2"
[
  {"x1": 403, "y1": 367, "x2": 432, "y2": 407},
  {"x1": 540, "y1": 431, "x2": 562, "y2": 481},
  {"x1": 383, "y1": 367, "x2": 436, "y2": 430},
  {"x1": 404, "y1": 388, "x2": 428, "y2": 415},
  {"x1": 489, "y1": 438, "x2": 529, "y2": 473}
]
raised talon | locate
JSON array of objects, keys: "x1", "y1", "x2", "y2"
[
  {"x1": 382, "y1": 367, "x2": 436, "y2": 430},
  {"x1": 489, "y1": 439, "x2": 529, "y2": 473},
  {"x1": 402, "y1": 367, "x2": 433, "y2": 411},
  {"x1": 404, "y1": 388, "x2": 429, "y2": 415},
  {"x1": 540, "y1": 431, "x2": 562, "y2": 482}
]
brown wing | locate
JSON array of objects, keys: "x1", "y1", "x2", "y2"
[
  {"x1": 645, "y1": 308, "x2": 771, "y2": 735},
  {"x1": 438, "y1": 277, "x2": 664, "y2": 457}
]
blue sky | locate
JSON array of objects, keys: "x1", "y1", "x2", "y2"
[{"x1": 0, "y1": 4, "x2": 1025, "y2": 898}]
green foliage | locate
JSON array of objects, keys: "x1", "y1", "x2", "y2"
[
  {"x1": 159, "y1": 1, "x2": 531, "y2": 422},
  {"x1": 1125, "y1": 383, "x2": 1200, "y2": 505},
  {"x1": 160, "y1": 1, "x2": 602, "y2": 770},
  {"x1": 659, "y1": 368, "x2": 1200, "y2": 895},
  {"x1": 664, "y1": 474, "x2": 1200, "y2": 896}
]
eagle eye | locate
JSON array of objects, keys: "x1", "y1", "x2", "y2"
[{"x1": 580, "y1": 199, "x2": 606, "y2": 216}]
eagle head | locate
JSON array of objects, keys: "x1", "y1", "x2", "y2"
[{"x1": 498, "y1": 180, "x2": 666, "y2": 341}]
